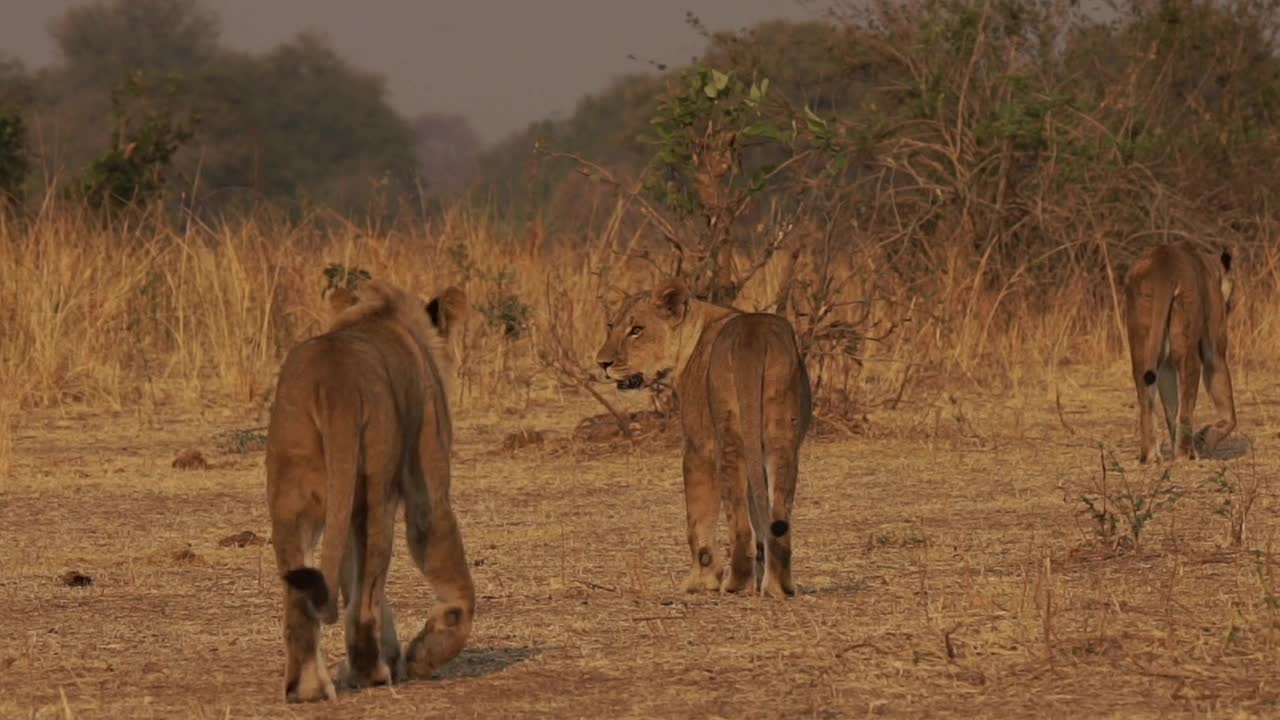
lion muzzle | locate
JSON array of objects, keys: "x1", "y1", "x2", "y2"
[{"x1": 616, "y1": 373, "x2": 645, "y2": 390}]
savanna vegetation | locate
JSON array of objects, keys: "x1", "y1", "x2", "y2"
[{"x1": 5, "y1": 0, "x2": 1280, "y2": 716}]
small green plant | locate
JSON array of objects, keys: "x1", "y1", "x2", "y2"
[
  {"x1": 215, "y1": 427, "x2": 268, "y2": 454},
  {"x1": 1076, "y1": 445, "x2": 1183, "y2": 553},
  {"x1": 477, "y1": 269, "x2": 532, "y2": 339},
  {"x1": 447, "y1": 242, "x2": 531, "y2": 339},
  {"x1": 322, "y1": 263, "x2": 371, "y2": 295},
  {"x1": 1201, "y1": 456, "x2": 1264, "y2": 548}
]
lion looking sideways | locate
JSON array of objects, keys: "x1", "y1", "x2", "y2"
[
  {"x1": 1124, "y1": 241, "x2": 1237, "y2": 463},
  {"x1": 266, "y1": 279, "x2": 473, "y2": 702},
  {"x1": 595, "y1": 278, "x2": 812, "y2": 598}
]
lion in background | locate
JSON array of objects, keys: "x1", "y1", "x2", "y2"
[
  {"x1": 266, "y1": 279, "x2": 473, "y2": 702},
  {"x1": 1124, "y1": 241, "x2": 1237, "y2": 463},
  {"x1": 595, "y1": 278, "x2": 812, "y2": 598}
]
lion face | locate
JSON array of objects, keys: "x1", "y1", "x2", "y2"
[{"x1": 595, "y1": 279, "x2": 689, "y2": 391}]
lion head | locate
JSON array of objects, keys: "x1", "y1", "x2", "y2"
[{"x1": 595, "y1": 278, "x2": 690, "y2": 391}]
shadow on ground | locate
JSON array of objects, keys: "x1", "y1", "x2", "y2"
[
  {"x1": 798, "y1": 577, "x2": 877, "y2": 596},
  {"x1": 1151, "y1": 432, "x2": 1252, "y2": 462},
  {"x1": 435, "y1": 646, "x2": 541, "y2": 680},
  {"x1": 1206, "y1": 434, "x2": 1251, "y2": 460}
]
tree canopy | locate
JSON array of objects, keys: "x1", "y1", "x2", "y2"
[{"x1": 1, "y1": 0, "x2": 479, "y2": 217}]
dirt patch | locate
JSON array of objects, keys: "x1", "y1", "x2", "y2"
[
  {"x1": 169, "y1": 544, "x2": 206, "y2": 565},
  {"x1": 500, "y1": 429, "x2": 547, "y2": 452},
  {"x1": 171, "y1": 449, "x2": 209, "y2": 470},
  {"x1": 6, "y1": 382, "x2": 1280, "y2": 718},
  {"x1": 572, "y1": 410, "x2": 677, "y2": 445},
  {"x1": 59, "y1": 570, "x2": 93, "y2": 587},
  {"x1": 218, "y1": 530, "x2": 266, "y2": 548}
]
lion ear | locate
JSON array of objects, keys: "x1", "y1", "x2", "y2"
[
  {"x1": 652, "y1": 278, "x2": 689, "y2": 322},
  {"x1": 326, "y1": 287, "x2": 359, "y2": 317},
  {"x1": 426, "y1": 286, "x2": 468, "y2": 337}
]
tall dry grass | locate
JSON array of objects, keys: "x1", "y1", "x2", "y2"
[{"x1": 1, "y1": 198, "x2": 1279, "y2": 470}]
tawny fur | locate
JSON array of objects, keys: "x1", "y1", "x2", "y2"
[
  {"x1": 595, "y1": 278, "x2": 812, "y2": 598},
  {"x1": 266, "y1": 279, "x2": 474, "y2": 703},
  {"x1": 1123, "y1": 241, "x2": 1237, "y2": 464}
]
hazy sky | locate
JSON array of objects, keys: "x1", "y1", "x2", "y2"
[{"x1": 3, "y1": 0, "x2": 818, "y2": 144}]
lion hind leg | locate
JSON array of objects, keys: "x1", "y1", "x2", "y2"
[
  {"x1": 272, "y1": 477, "x2": 336, "y2": 703},
  {"x1": 758, "y1": 367, "x2": 803, "y2": 599},
  {"x1": 280, "y1": 576, "x2": 335, "y2": 703},
  {"x1": 680, "y1": 441, "x2": 722, "y2": 593},
  {"x1": 1155, "y1": 358, "x2": 1178, "y2": 453},
  {"x1": 745, "y1": 448, "x2": 770, "y2": 595},
  {"x1": 716, "y1": 430, "x2": 755, "y2": 594},
  {"x1": 761, "y1": 448, "x2": 798, "y2": 599},
  {"x1": 354, "y1": 501, "x2": 396, "y2": 688},
  {"x1": 339, "y1": 585, "x2": 404, "y2": 684},
  {"x1": 336, "y1": 507, "x2": 398, "y2": 691},
  {"x1": 1174, "y1": 350, "x2": 1202, "y2": 461}
]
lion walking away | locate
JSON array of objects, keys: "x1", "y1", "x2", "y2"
[
  {"x1": 595, "y1": 278, "x2": 812, "y2": 598},
  {"x1": 1123, "y1": 241, "x2": 1237, "y2": 464},
  {"x1": 265, "y1": 279, "x2": 474, "y2": 702}
]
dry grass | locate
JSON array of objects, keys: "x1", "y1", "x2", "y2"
[
  {"x1": 4, "y1": 205, "x2": 1280, "y2": 717},
  {"x1": 2, "y1": 205, "x2": 1278, "y2": 424}
]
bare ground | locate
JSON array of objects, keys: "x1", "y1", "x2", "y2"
[{"x1": 4, "y1": 368, "x2": 1280, "y2": 719}]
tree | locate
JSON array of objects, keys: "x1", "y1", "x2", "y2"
[
  {"x1": 24, "y1": 2, "x2": 423, "y2": 218},
  {"x1": 0, "y1": 112, "x2": 28, "y2": 208},
  {"x1": 0, "y1": 57, "x2": 33, "y2": 110},
  {"x1": 183, "y1": 33, "x2": 418, "y2": 217},
  {"x1": 475, "y1": 72, "x2": 666, "y2": 222},
  {"x1": 0, "y1": 56, "x2": 33, "y2": 208}
]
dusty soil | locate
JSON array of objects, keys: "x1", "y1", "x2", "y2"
[{"x1": 4, "y1": 368, "x2": 1280, "y2": 719}]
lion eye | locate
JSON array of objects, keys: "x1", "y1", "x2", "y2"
[{"x1": 628, "y1": 325, "x2": 644, "y2": 337}]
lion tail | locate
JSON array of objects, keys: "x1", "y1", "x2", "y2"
[
  {"x1": 282, "y1": 387, "x2": 359, "y2": 626},
  {"x1": 1139, "y1": 278, "x2": 1176, "y2": 387},
  {"x1": 735, "y1": 331, "x2": 771, "y2": 546}
]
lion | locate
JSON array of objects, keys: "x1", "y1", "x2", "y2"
[
  {"x1": 1123, "y1": 241, "x2": 1237, "y2": 463},
  {"x1": 595, "y1": 278, "x2": 812, "y2": 598},
  {"x1": 266, "y1": 278, "x2": 474, "y2": 702}
]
